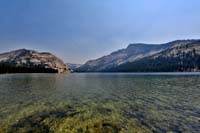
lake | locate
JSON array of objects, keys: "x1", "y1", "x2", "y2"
[{"x1": 0, "y1": 73, "x2": 200, "y2": 133}]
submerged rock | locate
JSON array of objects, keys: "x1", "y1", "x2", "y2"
[{"x1": 9, "y1": 108, "x2": 80, "y2": 133}]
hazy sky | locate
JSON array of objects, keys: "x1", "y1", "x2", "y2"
[{"x1": 0, "y1": 0, "x2": 200, "y2": 63}]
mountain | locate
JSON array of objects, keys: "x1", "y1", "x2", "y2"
[
  {"x1": 76, "y1": 39, "x2": 200, "y2": 72},
  {"x1": 0, "y1": 49, "x2": 70, "y2": 73},
  {"x1": 66, "y1": 63, "x2": 82, "y2": 71},
  {"x1": 109, "y1": 40, "x2": 200, "y2": 72}
]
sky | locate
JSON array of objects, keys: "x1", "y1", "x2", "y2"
[{"x1": 0, "y1": 0, "x2": 200, "y2": 64}]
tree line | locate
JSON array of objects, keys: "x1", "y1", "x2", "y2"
[{"x1": 0, "y1": 62, "x2": 58, "y2": 73}]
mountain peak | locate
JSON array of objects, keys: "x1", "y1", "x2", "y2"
[
  {"x1": 127, "y1": 43, "x2": 153, "y2": 48},
  {"x1": 12, "y1": 48, "x2": 34, "y2": 53}
]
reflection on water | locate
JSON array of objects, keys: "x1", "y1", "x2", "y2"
[{"x1": 0, "y1": 73, "x2": 200, "y2": 133}]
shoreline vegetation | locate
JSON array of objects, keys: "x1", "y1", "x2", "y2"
[{"x1": 0, "y1": 63, "x2": 58, "y2": 74}]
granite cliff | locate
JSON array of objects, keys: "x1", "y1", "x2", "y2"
[{"x1": 0, "y1": 49, "x2": 70, "y2": 73}]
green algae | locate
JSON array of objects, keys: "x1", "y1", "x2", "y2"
[{"x1": 1, "y1": 102, "x2": 150, "y2": 133}]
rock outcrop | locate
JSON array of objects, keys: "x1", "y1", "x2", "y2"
[{"x1": 0, "y1": 49, "x2": 70, "y2": 73}]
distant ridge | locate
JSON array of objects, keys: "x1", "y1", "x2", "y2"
[
  {"x1": 66, "y1": 63, "x2": 82, "y2": 71},
  {"x1": 76, "y1": 39, "x2": 200, "y2": 72}
]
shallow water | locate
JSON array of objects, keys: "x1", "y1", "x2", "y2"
[{"x1": 0, "y1": 73, "x2": 200, "y2": 133}]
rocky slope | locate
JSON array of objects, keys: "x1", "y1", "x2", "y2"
[
  {"x1": 0, "y1": 49, "x2": 70, "y2": 73},
  {"x1": 76, "y1": 39, "x2": 199, "y2": 72},
  {"x1": 108, "y1": 40, "x2": 200, "y2": 72}
]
